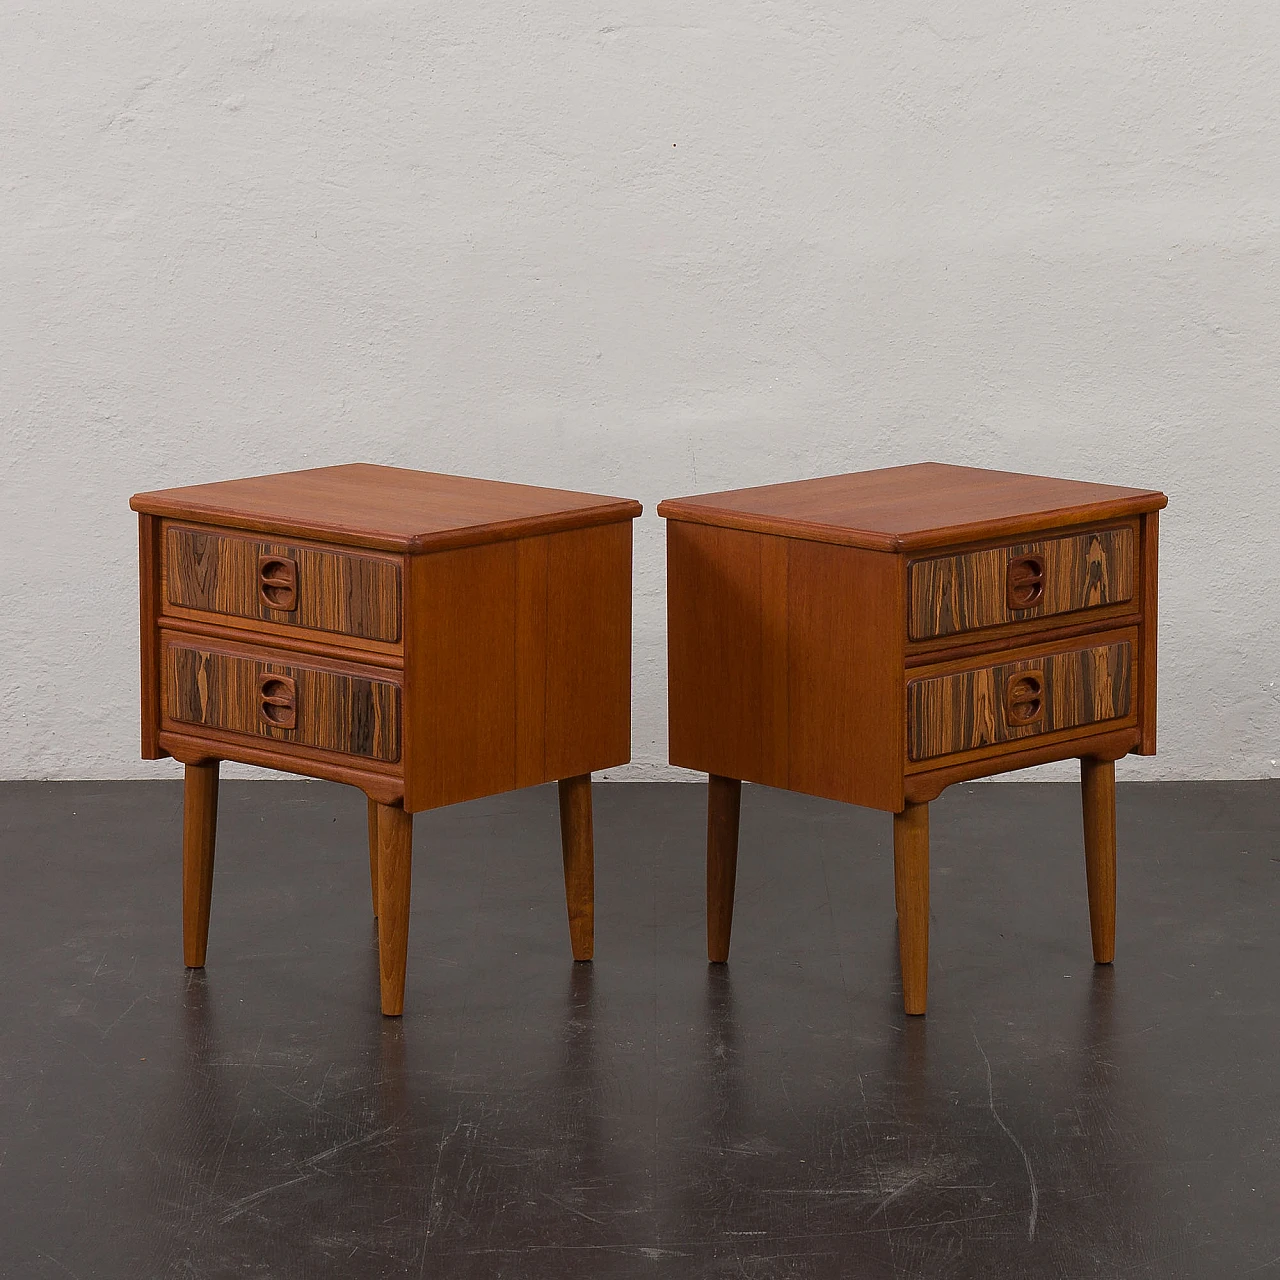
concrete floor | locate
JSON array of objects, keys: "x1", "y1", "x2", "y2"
[{"x1": 0, "y1": 779, "x2": 1276, "y2": 1278}]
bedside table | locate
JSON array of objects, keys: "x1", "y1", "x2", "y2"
[
  {"x1": 657, "y1": 463, "x2": 1167, "y2": 1014},
  {"x1": 131, "y1": 464, "x2": 641, "y2": 1015}
]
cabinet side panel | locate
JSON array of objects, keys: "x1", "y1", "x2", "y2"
[
  {"x1": 1137, "y1": 510, "x2": 1159, "y2": 754},
  {"x1": 666, "y1": 522, "x2": 785, "y2": 785},
  {"x1": 543, "y1": 521, "x2": 634, "y2": 779},
  {"x1": 139, "y1": 514, "x2": 166, "y2": 759},
  {"x1": 514, "y1": 537, "x2": 550, "y2": 788},
  {"x1": 787, "y1": 542, "x2": 903, "y2": 810},
  {"x1": 403, "y1": 542, "x2": 517, "y2": 811}
]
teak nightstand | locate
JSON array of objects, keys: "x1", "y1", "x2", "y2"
[
  {"x1": 658, "y1": 463, "x2": 1167, "y2": 1014},
  {"x1": 132, "y1": 464, "x2": 641, "y2": 1015}
]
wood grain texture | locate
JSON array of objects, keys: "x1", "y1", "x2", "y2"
[
  {"x1": 665, "y1": 521, "x2": 904, "y2": 811},
  {"x1": 905, "y1": 715, "x2": 1138, "y2": 779},
  {"x1": 542, "y1": 522, "x2": 633, "y2": 782},
  {"x1": 133, "y1": 463, "x2": 642, "y2": 553},
  {"x1": 786, "y1": 539, "x2": 904, "y2": 810},
  {"x1": 159, "y1": 729, "x2": 404, "y2": 803},
  {"x1": 164, "y1": 641, "x2": 401, "y2": 762},
  {"x1": 403, "y1": 522, "x2": 633, "y2": 812},
  {"x1": 666, "y1": 522, "x2": 775, "y2": 787},
  {"x1": 375, "y1": 802, "x2": 413, "y2": 1016},
  {"x1": 758, "y1": 538, "x2": 790, "y2": 783},
  {"x1": 367, "y1": 797, "x2": 380, "y2": 918},
  {"x1": 157, "y1": 612, "x2": 403, "y2": 668},
  {"x1": 1081, "y1": 757, "x2": 1117, "y2": 964},
  {"x1": 905, "y1": 609, "x2": 1142, "y2": 667},
  {"x1": 557, "y1": 775, "x2": 594, "y2": 961},
  {"x1": 403, "y1": 540, "x2": 518, "y2": 811},
  {"x1": 164, "y1": 524, "x2": 401, "y2": 642},
  {"x1": 893, "y1": 802, "x2": 929, "y2": 1016},
  {"x1": 907, "y1": 640, "x2": 1132, "y2": 762},
  {"x1": 908, "y1": 525, "x2": 1134, "y2": 640},
  {"x1": 138, "y1": 514, "x2": 165, "y2": 759},
  {"x1": 657, "y1": 462, "x2": 1167, "y2": 553},
  {"x1": 182, "y1": 762, "x2": 219, "y2": 968},
  {"x1": 904, "y1": 726, "x2": 1141, "y2": 803},
  {"x1": 707, "y1": 775, "x2": 742, "y2": 963},
  {"x1": 514, "y1": 537, "x2": 550, "y2": 790},
  {"x1": 1138, "y1": 511, "x2": 1160, "y2": 755}
]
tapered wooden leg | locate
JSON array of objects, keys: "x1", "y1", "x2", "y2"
[
  {"x1": 366, "y1": 796, "x2": 380, "y2": 918},
  {"x1": 707, "y1": 775, "x2": 742, "y2": 963},
  {"x1": 558, "y1": 775, "x2": 594, "y2": 961},
  {"x1": 1081, "y1": 757, "x2": 1117, "y2": 964},
  {"x1": 376, "y1": 802, "x2": 413, "y2": 1016},
  {"x1": 893, "y1": 801, "x2": 929, "y2": 1016},
  {"x1": 182, "y1": 762, "x2": 219, "y2": 968}
]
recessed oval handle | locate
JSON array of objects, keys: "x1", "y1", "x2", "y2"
[
  {"x1": 1003, "y1": 670, "x2": 1045, "y2": 727},
  {"x1": 258, "y1": 555, "x2": 298, "y2": 611},
  {"x1": 1006, "y1": 554, "x2": 1045, "y2": 610},
  {"x1": 258, "y1": 673, "x2": 297, "y2": 729}
]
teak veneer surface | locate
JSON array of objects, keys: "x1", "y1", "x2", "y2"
[
  {"x1": 132, "y1": 463, "x2": 643, "y2": 553},
  {"x1": 656, "y1": 462, "x2": 1167, "y2": 551},
  {"x1": 665, "y1": 520, "x2": 904, "y2": 812},
  {"x1": 402, "y1": 521, "x2": 633, "y2": 812}
]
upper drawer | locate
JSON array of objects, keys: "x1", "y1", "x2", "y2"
[
  {"x1": 163, "y1": 524, "x2": 401, "y2": 643},
  {"x1": 908, "y1": 525, "x2": 1135, "y2": 642}
]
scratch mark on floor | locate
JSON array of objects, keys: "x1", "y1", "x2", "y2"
[
  {"x1": 542, "y1": 1194, "x2": 606, "y2": 1226},
  {"x1": 304, "y1": 1122, "x2": 397, "y2": 1167},
  {"x1": 421, "y1": 1107, "x2": 468, "y2": 1262},
  {"x1": 99, "y1": 995, "x2": 143, "y2": 1039},
  {"x1": 208, "y1": 1030, "x2": 264, "y2": 1197},
  {"x1": 313, "y1": 1061, "x2": 335, "y2": 1107},
  {"x1": 35, "y1": 1251, "x2": 83, "y2": 1280},
  {"x1": 1242, "y1": 1251, "x2": 1280, "y2": 1275},
  {"x1": 973, "y1": 1030, "x2": 1039, "y2": 1242},
  {"x1": 217, "y1": 1124, "x2": 397, "y2": 1223},
  {"x1": 870, "y1": 1167, "x2": 930, "y2": 1218},
  {"x1": 217, "y1": 1171, "x2": 315, "y2": 1224}
]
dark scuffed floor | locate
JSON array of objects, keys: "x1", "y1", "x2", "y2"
[{"x1": 0, "y1": 780, "x2": 1276, "y2": 1279}]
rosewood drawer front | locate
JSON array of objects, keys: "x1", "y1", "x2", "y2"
[
  {"x1": 164, "y1": 525, "x2": 401, "y2": 643},
  {"x1": 907, "y1": 637, "x2": 1133, "y2": 762},
  {"x1": 907, "y1": 526, "x2": 1135, "y2": 642},
  {"x1": 164, "y1": 641, "x2": 401, "y2": 762}
]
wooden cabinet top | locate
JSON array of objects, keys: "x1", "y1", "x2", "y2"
[
  {"x1": 131, "y1": 463, "x2": 643, "y2": 552},
  {"x1": 656, "y1": 462, "x2": 1167, "y2": 552}
]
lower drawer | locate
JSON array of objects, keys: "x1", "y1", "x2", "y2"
[
  {"x1": 907, "y1": 635, "x2": 1133, "y2": 762},
  {"x1": 163, "y1": 638, "x2": 401, "y2": 763}
]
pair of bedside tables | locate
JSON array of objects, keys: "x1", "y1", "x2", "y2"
[{"x1": 132, "y1": 462, "x2": 1166, "y2": 1016}]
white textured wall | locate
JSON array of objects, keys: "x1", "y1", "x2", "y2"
[{"x1": 3, "y1": 2, "x2": 1277, "y2": 782}]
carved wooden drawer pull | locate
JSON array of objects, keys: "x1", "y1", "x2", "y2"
[
  {"x1": 258, "y1": 673, "x2": 297, "y2": 729},
  {"x1": 1005, "y1": 554, "x2": 1045, "y2": 610},
  {"x1": 1003, "y1": 670, "x2": 1045, "y2": 727},
  {"x1": 257, "y1": 556, "x2": 298, "y2": 611}
]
